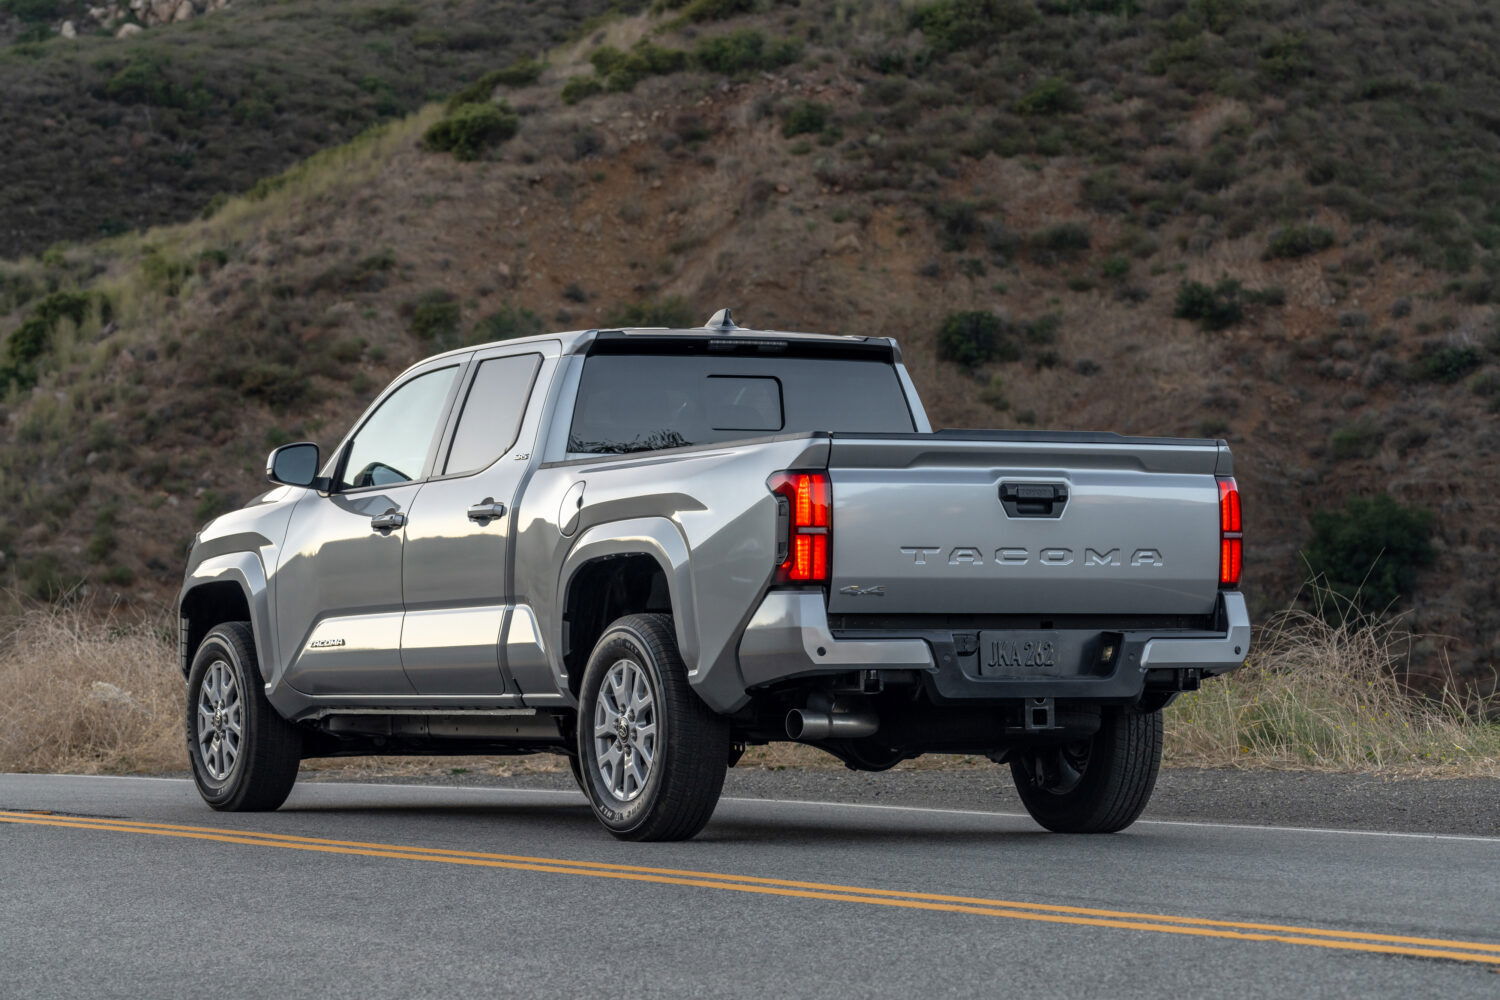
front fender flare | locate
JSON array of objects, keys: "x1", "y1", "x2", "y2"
[{"x1": 177, "y1": 552, "x2": 277, "y2": 686}]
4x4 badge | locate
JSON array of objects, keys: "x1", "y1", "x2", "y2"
[{"x1": 839, "y1": 584, "x2": 886, "y2": 597}]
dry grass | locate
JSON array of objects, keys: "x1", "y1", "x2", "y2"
[
  {"x1": 0, "y1": 603, "x2": 182, "y2": 774},
  {"x1": 1167, "y1": 604, "x2": 1500, "y2": 777},
  {"x1": 0, "y1": 601, "x2": 1494, "y2": 779}
]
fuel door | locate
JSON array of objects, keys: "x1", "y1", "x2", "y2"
[{"x1": 559, "y1": 480, "x2": 586, "y2": 536}]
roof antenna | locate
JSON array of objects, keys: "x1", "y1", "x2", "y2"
[{"x1": 704, "y1": 307, "x2": 741, "y2": 332}]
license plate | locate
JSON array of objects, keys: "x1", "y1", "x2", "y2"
[{"x1": 976, "y1": 630, "x2": 1080, "y2": 678}]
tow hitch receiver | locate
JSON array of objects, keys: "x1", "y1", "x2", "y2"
[{"x1": 1024, "y1": 697, "x2": 1055, "y2": 731}]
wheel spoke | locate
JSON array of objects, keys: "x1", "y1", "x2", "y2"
[
  {"x1": 633, "y1": 724, "x2": 655, "y2": 762},
  {"x1": 598, "y1": 744, "x2": 622, "y2": 788}
]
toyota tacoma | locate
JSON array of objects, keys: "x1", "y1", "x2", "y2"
[{"x1": 178, "y1": 309, "x2": 1249, "y2": 840}]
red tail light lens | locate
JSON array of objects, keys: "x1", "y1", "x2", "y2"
[
  {"x1": 770, "y1": 471, "x2": 831, "y2": 584},
  {"x1": 1217, "y1": 477, "x2": 1242, "y2": 587}
]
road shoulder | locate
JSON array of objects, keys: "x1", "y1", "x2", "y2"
[{"x1": 297, "y1": 765, "x2": 1500, "y2": 837}]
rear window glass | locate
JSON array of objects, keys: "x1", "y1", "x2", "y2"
[{"x1": 568, "y1": 355, "x2": 913, "y2": 456}]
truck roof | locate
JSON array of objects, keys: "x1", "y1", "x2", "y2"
[{"x1": 418, "y1": 308, "x2": 894, "y2": 365}]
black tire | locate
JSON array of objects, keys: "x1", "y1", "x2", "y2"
[
  {"x1": 576, "y1": 613, "x2": 729, "y2": 841},
  {"x1": 1009, "y1": 706, "x2": 1162, "y2": 834},
  {"x1": 186, "y1": 622, "x2": 302, "y2": 812}
]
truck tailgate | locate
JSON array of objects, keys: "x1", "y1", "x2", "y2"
[{"x1": 826, "y1": 432, "x2": 1230, "y2": 616}]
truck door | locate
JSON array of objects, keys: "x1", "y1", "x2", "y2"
[
  {"x1": 398, "y1": 344, "x2": 555, "y2": 695},
  {"x1": 275, "y1": 360, "x2": 465, "y2": 696}
]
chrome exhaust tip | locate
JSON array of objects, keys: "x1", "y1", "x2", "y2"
[{"x1": 785, "y1": 706, "x2": 878, "y2": 741}]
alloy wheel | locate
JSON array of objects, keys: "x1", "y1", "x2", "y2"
[
  {"x1": 196, "y1": 659, "x2": 243, "y2": 781},
  {"x1": 592, "y1": 658, "x2": 658, "y2": 802}
]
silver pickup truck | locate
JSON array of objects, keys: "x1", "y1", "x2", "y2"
[{"x1": 178, "y1": 309, "x2": 1249, "y2": 840}]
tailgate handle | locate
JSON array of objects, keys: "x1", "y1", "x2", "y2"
[{"x1": 999, "y1": 482, "x2": 1069, "y2": 518}]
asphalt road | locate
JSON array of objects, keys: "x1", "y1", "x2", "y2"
[{"x1": 2, "y1": 773, "x2": 1497, "y2": 999}]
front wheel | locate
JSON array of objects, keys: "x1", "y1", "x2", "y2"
[
  {"x1": 576, "y1": 614, "x2": 729, "y2": 841},
  {"x1": 1009, "y1": 706, "x2": 1162, "y2": 834},
  {"x1": 186, "y1": 622, "x2": 302, "y2": 811}
]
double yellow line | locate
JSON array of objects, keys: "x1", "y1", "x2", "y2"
[{"x1": 4, "y1": 808, "x2": 1498, "y2": 966}]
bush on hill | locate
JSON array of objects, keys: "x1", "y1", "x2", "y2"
[
  {"x1": 422, "y1": 101, "x2": 520, "y2": 161},
  {"x1": 1303, "y1": 494, "x2": 1434, "y2": 618}
]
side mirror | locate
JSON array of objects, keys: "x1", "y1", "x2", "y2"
[{"x1": 266, "y1": 442, "x2": 320, "y2": 488}]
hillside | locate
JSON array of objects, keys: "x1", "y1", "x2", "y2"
[
  {"x1": 2, "y1": 0, "x2": 1499, "y2": 691},
  {"x1": 0, "y1": 0, "x2": 614, "y2": 255}
]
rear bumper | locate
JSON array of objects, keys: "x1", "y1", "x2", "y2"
[{"x1": 735, "y1": 590, "x2": 1250, "y2": 702}]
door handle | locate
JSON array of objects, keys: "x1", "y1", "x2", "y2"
[
  {"x1": 999, "y1": 482, "x2": 1069, "y2": 519},
  {"x1": 370, "y1": 508, "x2": 406, "y2": 531},
  {"x1": 466, "y1": 498, "x2": 507, "y2": 524}
]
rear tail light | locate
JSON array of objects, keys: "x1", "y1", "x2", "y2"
[
  {"x1": 769, "y1": 471, "x2": 830, "y2": 584},
  {"x1": 1217, "y1": 477, "x2": 1242, "y2": 588}
]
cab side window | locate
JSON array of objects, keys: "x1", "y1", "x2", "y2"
[
  {"x1": 338, "y1": 366, "x2": 458, "y2": 490},
  {"x1": 443, "y1": 354, "x2": 542, "y2": 476}
]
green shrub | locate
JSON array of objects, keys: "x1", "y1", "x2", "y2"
[
  {"x1": 404, "y1": 290, "x2": 462, "y2": 340},
  {"x1": 447, "y1": 59, "x2": 544, "y2": 109},
  {"x1": 422, "y1": 101, "x2": 519, "y2": 161},
  {"x1": 910, "y1": 0, "x2": 1037, "y2": 54},
  {"x1": 1471, "y1": 372, "x2": 1500, "y2": 397},
  {"x1": 936, "y1": 310, "x2": 1021, "y2": 368},
  {"x1": 980, "y1": 375, "x2": 1009, "y2": 410},
  {"x1": 102, "y1": 55, "x2": 177, "y2": 107},
  {"x1": 473, "y1": 304, "x2": 544, "y2": 342},
  {"x1": 1265, "y1": 224, "x2": 1335, "y2": 260},
  {"x1": 561, "y1": 76, "x2": 604, "y2": 105},
  {"x1": 929, "y1": 199, "x2": 982, "y2": 252},
  {"x1": 359, "y1": 4, "x2": 419, "y2": 29},
  {"x1": 1026, "y1": 222, "x2": 1091, "y2": 265},
  {"x1": 693, "y1": 30, "x2": 802, "y2": 75},
  {"x1": 99, "y1": 54, "x2": 214, "y2": 113},
  {"x1": 1410, "y1": 344, "x2": 1482, "y2": 383},
  {"x1": 1023, "y1": 313, "x2": 1061, "y2": 344},
  {"x1": 1174, "y1": 278, "x2": 1244, "y2": 330},
  {"x1": 604, "y1": 297, "x2": 696, "y2": 328},
  {"x1": 142, "y1": 250, "x2": 192, "y2": 296},
  {"x1": 672, "y1": 0, "x2": 755, "y2": 22},
  {"x1": 781, "y1": 100, "x2": 830, "y2": 138},
  {"x1": 1015, "y1": 77, "x2": 1081, "y2": 116},
  {"x1": 17, "y1": 552, "x2": 69, "y2": 602},
  {"x1": 214, "y1": 361, "x2": 310, "y2": 409},
  {"x1": 1, "y1": 0, "x2": 60, "y2": 22},
  {"x1": 1328, "y1": 420, "x2": 1384, "y2": 460},
  {"x1": 589, "y1": 42, "x2": 688, "y2": 92},
  {"x1": 1260, "y1": 32, "x2": 1312, "y2": 82},
  {"x1": 1, "y1": 290, "x2": 101, "y2": 390},
  {"x1": 1303, "y1": 494, "x2": 1433, "y2": 617}
]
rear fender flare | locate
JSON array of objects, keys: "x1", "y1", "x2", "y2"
[{"x1": 555, "y1": 517, "x2": 698, "y2": 693}]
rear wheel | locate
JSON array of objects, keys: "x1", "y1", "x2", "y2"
[
  {"x1": 186, "y1": 622, "x2": 302, "y2": 812},
  {"x1": 576, "y1": 613, "x2": 729, "y2": 841},
  {"x1": 1010, "y1": 706, "x2": 1161, "y2": 834}
]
